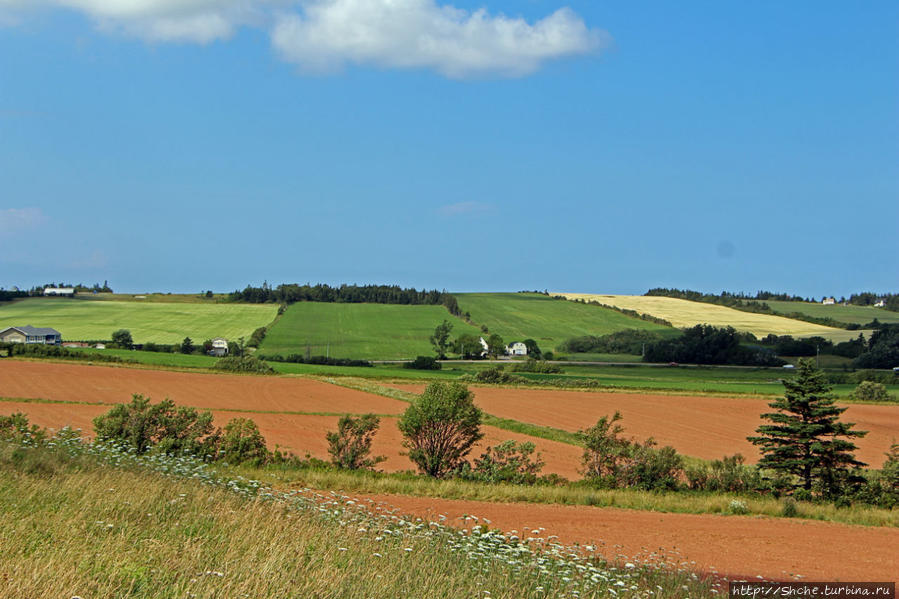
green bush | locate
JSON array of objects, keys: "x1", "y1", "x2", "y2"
[
  {"x1": 509, "y1": 358, "x2": 562, "y2": 374},
  {"x1": 214, "y1": 355, "x2": 274, "y2": 374},
  {"x1": 0, "y1": 413, "x2": 46, "y2": 444},
  {"x1": 326, "y1": 414, "x2": 386, "y2": 470},
  {"x1": 849, "y1": 381, "x2": 895, "y2": 403},
  {"x1": 93, "y1": 394, "x2": 220, "y2": 459},
  {"x1": 685, "y1": 454, "x2": 761, "y2": 493},
  {"x1": 474, "y1": 366, "x2": 528, "y2": 384},
  {"x1": 404, "y1": 356, "x2": 442, "y2": 370},
  {"x1": 219, "y1": 418, "x2": 270, "y2": 465},
  {"x1": 457, "y1": 440, "x2": 546, "y2": 485}
]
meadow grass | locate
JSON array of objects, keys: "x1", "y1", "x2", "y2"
[
  {"x1": 0, "y1": 297, "x2": 277, "y2": 344},
  {"x1": 752, "y1": 300, "x2": 899, "y2": 326},
  {"x1": 259, "y1": 302, "x2": 483, "y2": 360},
  {"x1": 0, "y1": 440, "x2": 716, "y2": 598},
  {"x1": 455, "y1": 292, "x2": 673, "y2": 350},
  {"x1": 560, "y1": 294, "x2": 844, "y2": 340}
]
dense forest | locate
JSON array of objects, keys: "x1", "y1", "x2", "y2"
[{"x1": 228, "y1": 283, "x2": 461, "y2": 315}]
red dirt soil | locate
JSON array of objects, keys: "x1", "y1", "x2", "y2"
[
  {"x1": 390, "y1": 384, "x2": 899, "y2": 466},
  {"x1": 0, "y1": 361, "x2": 407, "y2": 414},
  {"x1": 343, "y1": 492, "x2": 899, "y2": 582},
  {"x1": 0, "y1": 400, "x2": 582, "y2": 478}
]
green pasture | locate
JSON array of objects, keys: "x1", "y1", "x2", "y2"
[
  {"x1": 0, "y1": 298, "x2": 277, "y2": 344},
  {"x1": 259, "y1": 302, "x2": 482, "y2": 360},
  {"x1": 455, "y1": 293, "x2": 674, "y2": 350},
  {"x1": 753, "y1": 300, "x2": 899, "y2": 327}
]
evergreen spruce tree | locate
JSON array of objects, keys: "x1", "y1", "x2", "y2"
[{"x1": 748, "y1": 358, "x2": 867, "y2": 494}]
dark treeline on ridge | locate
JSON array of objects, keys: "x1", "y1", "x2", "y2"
[
  {"x1": 229, "y1": 282, "x2": 461, "y2": 315},
  {"x1": 646, "y1": 287, "x2": 899, "y2": 312}
]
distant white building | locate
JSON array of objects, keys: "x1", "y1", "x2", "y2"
[
  {"x1": 874, "y1": 300, "x2": 886, "y2": 308},
  {"x1": 506, "y1": 341, "x2": 528, "y2": 356},
  {"x1": 209, "y1": 337, "x2": 229, "y2": 357},
  {"x1": 43, "y1": 287, "x2": 75, "y2": 297},
  {"x1": 822, "y1": 297, "x2": 836, "y2": 305}
]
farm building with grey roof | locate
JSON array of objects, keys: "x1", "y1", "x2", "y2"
[{"x1": 0, "y1": 325, "x2": 63, "y2": 345}]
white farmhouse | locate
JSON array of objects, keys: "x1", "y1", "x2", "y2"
[
  {"x1": 43, "y1": 287, "x2": 75, "y2": 297},
  {"x1": 822, "y1": 297, "x2": 836, "y2": 305},
  {"x1": 209, "y1": 337, "x2": 229, "y2": 357},
  {"x1": 506, "y1": 341, "x2": 528, "y2": 356},
  {"x1": 874, "y1": 300, "x2": 886, "y2": 308}
]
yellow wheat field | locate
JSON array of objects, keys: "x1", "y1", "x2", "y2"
[{"x1": 559, "y1": 294, "x2": 850, "y2": 340}]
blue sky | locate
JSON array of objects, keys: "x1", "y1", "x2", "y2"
[{"x1": 1, "y1": 1, "x2": 896, "y2": 297}]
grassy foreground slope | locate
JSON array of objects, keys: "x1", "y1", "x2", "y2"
[
  {"x1": 0, "y1": 298, "x2": 277, "y2": 344},
  {"x1": 560, "y1": 294, "x2": 852, "y2": 341},
  {"x1": 260, "y1": 303, "x2": 482, "y2": 359},
  {"x1": 456, "y1": 293, "x2": 674, "y2": 350},
  {"x1": 0, "y1": 442, "x2": 711, "y2": 598}
]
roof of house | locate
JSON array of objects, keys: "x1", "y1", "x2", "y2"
[{"x1": 1, "y1": 325, "x2": 62, "y2": 336}]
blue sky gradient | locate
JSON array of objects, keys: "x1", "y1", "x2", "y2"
[{"x1": 1, "y1": 1, "x2": 896, "y2": 297}]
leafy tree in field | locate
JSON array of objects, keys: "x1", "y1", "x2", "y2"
[
  {"x1": 111, "y1": 329, "x2": 133, "y2": 349},
  {"x1": 219, "y1": 418, "x2": 269, "y2": 464},
  {"x1": 404, "y1": 356, "x2": 442, "y2": 370},
  {"x1": 453, "y1": 334, "x2": 484, "y2": 359},
  {"x1": 430, "y1": 319, "x2": 453, "y2": 359},
  {"x1": 522, "y1": 339, "x2": 542, "y2": 359},
  {"x1": 486, "y1": 333, "x2": 505, "y2": 358},
  {"x1": 93, "y1": 394, "x2": 219, "y2": 459},
  {"x1": 326, "y1": 414, "x2": 386, "y2": 470},
  {"x1": 850, "y1": 381, "x2": 893, "y2": 403},
  {"x1": 398, "y1": 381, "x2": 483, "y2": 478},
  {"x1": 468, "y1": 440, "x2": 545, "y2": 484},
  {"x1": 748, "y1": 359, "x2": 868, "y2": 494},
  {"x1": 180, "y1": 337, "x2": 194, "y2": 354}
]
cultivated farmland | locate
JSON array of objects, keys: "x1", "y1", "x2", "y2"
[
  {"x1": 259, "y1": 302, "x2": 482, "y2": 360},
  {"x1": 0, "y1": 298, "x2": 277, "y2": 344},
  {"x1": 389, "y1": 384, "x2": 899, "y2": 466},
  {"x1": 750, "y1": 299, "x2": 899, "y2": 326},
  {"x1": 559, "y1": 294, "x2": 850, "y2": 341},
  {"x1": 455, "y1": 292, "x2": 674, "y2": 350}
]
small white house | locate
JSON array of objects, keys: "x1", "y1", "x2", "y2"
[
  {"x1": 209, "y1": 337, "x2": 229, "y2": 357},
  {"x1": 43, "y1": 287, "x2": 75, "y2": 297},
  {"x1": 822, "y1": 297, "x2": 836, "y2": 305},
  {"x1": 874, "y1": 300, "x2": 886, "y2": 308},
  {"x1": 506, "y1": 341, "x2": 528, "y2": 356}
]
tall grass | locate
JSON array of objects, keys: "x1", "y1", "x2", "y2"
[{"x1": 0, "y1": 438, "x2": 715, "y2": 598}]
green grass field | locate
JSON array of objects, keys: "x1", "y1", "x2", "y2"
[
  {"x1": 0, "y1": 298, "x2": 277, "y2": 344},
  {"x1": 752, "y1": 300, "x2": 899, "y2": 326},
  {"x1": 259, "y1": 303, "x2": 483, "y2": 360},
  {"x1": 456, "y1": 293, "x2": 674, "y2": 350}
]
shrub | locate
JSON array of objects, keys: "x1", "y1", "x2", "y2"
[
  {"x1": 214, "y1": 355, "x2": 274, "y2": 374},
  {"x1": 247, "y1": 326, "x2": 267, "y2": 348},
  {"x1": 405, "y1": 356, "x2": 442, "y2": 370},
  {"x1": 849, "y1": 381, "x2": 894, "y2": 403},
  {"x1": 685, "y1": 454, "x2": 761, "y2": 493},
  {"x1": 781, "y1": 497, "x2": 799, "y2": 517},
  {"x1": 93, "y1": 394, "x2": 220, "y2": 459},
  {"x1": 509, "y1": 358, "x2": 562, "y2": 374},
  {"x1": 474, "y1": 366, "x2": 528, "y2": 384},
  {"x1": 219, "y1": 418, "x2": 269, "y2": 465},
  {"x1": 728, "y1": 499, "x2": 749, "y2": 515},
  {"x1": 326, "y1": 414, "x2": 386, "y2": 470},
  {"x1": 578, "y1": 411, "x2": 684, "y2": 491},
  {"x1": 0, "y1": 413, "x2": 46, "y2": 444},
  {"x1": 398, "y1": 382, "x2": 483, "y2": 478},
  {"x1": 458, "y1": 440, "x2": 546, "y2": 485}
]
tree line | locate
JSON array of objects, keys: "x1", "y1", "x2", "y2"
[{"x1": 228, "y1": 282, "x2": 461, "y2": 315}]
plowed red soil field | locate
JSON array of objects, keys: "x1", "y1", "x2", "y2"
[
  {"x1": 390, "y1": 384, "x2": 899, "y2": 466},
  {"x1": 342, "y1": 492, "x2": 899, "y2": 582},
  {"x1": 0, "y1": 361, "x2": 582, "y2": 477},
  {"x1": 0, "y1": 361, "x2": 406, "y2": 414}
]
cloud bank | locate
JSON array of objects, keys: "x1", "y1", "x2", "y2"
[
  {"x1": 0, "y1": 207, "x2": 47, "y2": 234},
  {"x1": 0, "y1": 0, "x2": 604, "y2": 77}
]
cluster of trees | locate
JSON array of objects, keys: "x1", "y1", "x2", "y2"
[
  {"x1": 848, "y1": 292, "x2": 899, "y2": 311},
  {"x1": 560, "y1": 329, "x2": 671, "y2": 355},
  {"x1": 259, "y1": 354, "x2": 372, "y2": 367},
  {"x1": 0, "y1": 288, "x2": 28, "y2": 302},
  {"x1": 228, "y1": 282, "x2": 462, "y2": 315},
  {"x1": 854, "y1": 324, "x2": 899, "y2": 369},
  {"x1": 646, "y1": 287, "x2": 807, "y2": 303},
  {"x1": 643, "y1": 325, "x2": 784, "y2": 366}
]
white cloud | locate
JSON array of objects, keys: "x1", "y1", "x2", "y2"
[
  {"x1": 1, "y1": 0, "x2": 604, "y2": 76},
  {"x1": 0, "y1": 0, "x2": 265, "y2": 42},
  {"x1": 439, "y1": 201, "x2": 490, "y2": 216},
  {"x1": 0, "y1": 207, "x2": 46, "y2": 233},
  {"x1": 272, "y1": 0, "x2": 604, "y2": 78}
]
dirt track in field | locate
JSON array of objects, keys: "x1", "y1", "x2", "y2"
[
  {"x1": 390, "y1": 384, "x2": 899, "y2": 466},
  {"x1": 341, "y1": 492, "x2": 899, "y2": 582}
]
